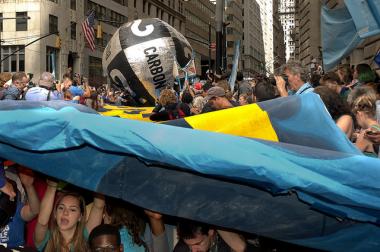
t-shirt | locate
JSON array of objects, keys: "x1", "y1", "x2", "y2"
[
  {"x1": 0, "y1": 198, "x2": 25, "y2": 248},
  {"x1": 69, "y1": 86, "x2": 84, "y2": 97},
  {"x1": 120, "y1": 226, "x2": 145, "y2": 252},
  {"x1": 35, "y1": 228, "x2": 89, "y2": 252},
  {"x1": 25, "y1": 87, "x2": 62, "y2": 101}
]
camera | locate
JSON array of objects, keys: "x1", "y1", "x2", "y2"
[
  {"x1": 269, "y1": 75, "x2": 288, "y2": 86},
  {"x1": 27, "y1": 81, "x2": 35, "y2": 89}
]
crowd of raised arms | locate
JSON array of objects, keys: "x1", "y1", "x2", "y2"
[{"x1": 0, "y1": 60, "x2": 379, "y2": 251}]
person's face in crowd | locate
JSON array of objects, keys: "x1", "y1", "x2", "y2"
[
  {"x1": 209, "y1": 97, "x2": 222, "y2": 110},
  {"x1": 353, "y1": 67, "x2": 358, "y2": 80},
  {"x1": 63, "y1": 78, "x2": 73, "y2": 89},
  {"x1": 209, "y1": 96, "x2": 232, "y2": 110},
  {"x1": 90, "y1": 234, "x2": 123, "y2": 252},
  {"x1": 183, "y1": 230, "x2": 215, "y2": 252},
  {"x1": 14, "y1": 76, "x2": 29, "y2": 90},
  {"x1": 55, "y1": 195, "x2": 82, "y2": 232},
  {"x1": 354, "y1": 111, "x2": 367, "y2": 129},
  {"x1": 239, "y1": 95, "x2": 248, "y2": 105},
  {"x1": 284, "y1": 69, "x2": 300, "y2": 90}
]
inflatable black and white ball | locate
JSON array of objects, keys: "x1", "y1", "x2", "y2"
[{"x1": 102, "y1": 18, "x2": 194, "y2": 105}]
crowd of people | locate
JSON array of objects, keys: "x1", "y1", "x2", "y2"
[{"x1": 0, "y1": 59, "x2": 379, "y2": 251}]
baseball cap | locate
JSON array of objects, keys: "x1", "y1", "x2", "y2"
[
  {"x1": 194, "y1": 82, "x2": 202, "y2": 90},
  {"x1": 205, "y1": 86, "x2": 225, "y2": 101}
]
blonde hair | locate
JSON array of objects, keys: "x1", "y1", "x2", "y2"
[
  {"x1": 45, "y1": 192, "x2": 88, "y2": 252},
  {"x1": 352, "y1": 92, "x2": 377, "y2": 117},
  {"x1": 159, "y1": 89, "x2": 177, "y2": 106}
]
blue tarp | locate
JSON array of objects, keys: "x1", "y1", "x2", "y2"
[
  {"x1": 0, "y1": 95, "x2": 379, "y2": 251},
  {"x1": 321, "y1": 0, "x2": 380, "y2": 71}
]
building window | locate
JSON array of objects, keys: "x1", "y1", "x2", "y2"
[
  {"x1": 134, "y1": 0, "x2": 137, "y2": 8},
  {"x1": 49, "y1": 15, "x2": 58, "y2": 34},
  {"x1": 0, "y1": 13, "x2": 2, "y2": 32},
  {"x1": 46, "y1": 46, "x2": 59, "y2": 77},
  {"x1": 71, "y1": 22, "x2": 76, "y2": 40},
  {"x1": 16, "y1": 12, "x2": 28, "y2": 31},
  {"x1": 1, "y1": 46, "x2": 25, "y2": 72},
  {"x1": 70, "y1": 0, "x2": 76, "y2": 10},
  {"x1": 89, "y1": 56, "x2": 106, "y2": 85},
  {"x1": 49, "y1": 0, "x2": 58, "y2": 3}
]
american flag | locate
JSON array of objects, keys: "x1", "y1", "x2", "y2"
[{"x1": 82, "y1": 11, "x2": 96, "y2": 51}]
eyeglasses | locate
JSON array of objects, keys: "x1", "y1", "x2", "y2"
[{"x1": 92, "y1": 245, "x2": 119, "y2": 252}]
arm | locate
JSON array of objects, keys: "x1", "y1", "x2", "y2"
[
  {"x1": 34, "y1": 180, "x2": 57, "y2": 246},
  {"x1": 275, "y1": 76, "x2": 288, "y2": 97},
  {"x1": 145, "y1": 210, "x2": 165, "y2": 236},
  {"x1": 144, "y1": 210, "x2": 169, "y2": 252},
  {"x1": 355, "y1": 131, "x2": 372, "y2": 152},
  {"x1": 86, "y1": 194, "x2": 105, "y2": 234},
  {"x1": 0, "y1": 160, "x2": 15, "y2": 200},
  {"x1": 217, "y1": 230, "x2": 247, "y2": 252},
  {"x1": 19, "y1": 168, "x2": 40, "y2": 221}
]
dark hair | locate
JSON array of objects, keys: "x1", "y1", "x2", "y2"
[
  {"x1": 88, "y1": 224, "x2": 121, "y2": 247},
  {"x1": 337, "y1": 64, "x2": 352, "y2": 84},
  {"x1": 177, "y1": 220, "x2": 210, "y2": 240},
  {"x1": 105, "y1": 201, "x2": 147, "y2": 249},
  {"x1": 254, "y1": 80, "x2": 276, "y2": 102},
  {"x1": 181, "y1": 90, "x2": 193, "y2": 104},
  {"x1": 236, "y1": 72, "x2": 244, "y2": 81},
  {"x1": 11, "y1": 72, "x2": 27, "y2": 83},
  {"x1": 0, "y1": 180, "x2": 17, "y2": 229},
  {"x1": 320, "y1": 72, "x2": 342, "y2": 86},
  {"x1": 310, "y1": 73, "x2": 321, "y2": 87},
  {"x1": 202, "y1": 82, "x2": 213, "y2": 92},
  {"x1": 314, "y1": 86, "x2": 351, "y2": 121}
]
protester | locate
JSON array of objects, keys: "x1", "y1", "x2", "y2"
[
  {"x1": 352, "y1": 64, "x2": 377, "y2": 88},
  {"x1": 24, "y1": 72, "x2": 63, "y2": 101},
  {"x1": 336, "y1": 64, "x2": 353, "y2": 87},
  {"x1": 275, "y1": 60, "x2": 314, "y2": 96},
  {"x1": 351, "y1": 90, "x2": 380, "y2": 155},
  {"x1": 314, "y1": 86, "x2": 354, "y2": 139},
  {"x1": 320, "y1": 71, "x2": 350, "y2": 100},
  {"x1": 0, "y1": 72, "x2": 12, "y2": 100},
  {"x1": 253, "y1": 80, "x2": 277, "y2": 102},
  {"x1": 103, "y1": 199, "x2": 169, "y2": 252},
  {"x1": 204, "y1": 86, "x2": 234, "y2": 111},
  {"x1": 235, "y1": 72, "x2": 252, "y2": 97},
  {"x1": 238, "y1": 93, "x2": 250, "y2": 105},
  {"x1": 34, "y1": 180, "x2": 105, "y2": 251},
  {"x1": 191, "y1": 82, "x2": 212, "y2": 115},
  {"x1": 173, "y1": 220, "x2": 253, "y2": 252},
  {"x1": 150, "y1": 89, "x2": 190, "y2": 121},
  {"x1": 1, "y1": 72, "x2": 29, "y2": 100},
  {"x1": 0, "y1": 166, "x2": 40, "y2": 248},
  {"x1": 0, "y1": 159, "x2": 16, "y2": 200},
  {"x1": 88, "y1": 224, "x2": 123, "y2": 252}
]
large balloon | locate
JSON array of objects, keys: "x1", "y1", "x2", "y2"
[{"x1": 102, "y1": 18, "x2": 194, "y2": 105}]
